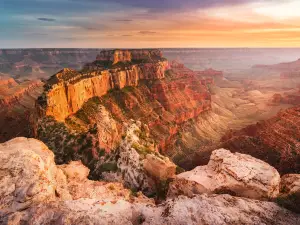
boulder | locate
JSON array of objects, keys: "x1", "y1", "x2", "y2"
[
  {"x1": 280, "y1": 174, "x2": 300, "y2": 195},
  {"x1": 168, "y1": 149, "x2": 280, "y2": 199},
  {"x1": 143, "y1": 154, "x2": 176, "y2": 180},
  {"x1": 0, "y1": 137, "x2": 71, "y2": 216},
  {"x1": 59, "y1": 161, "x2": 90, "y2": 181}
]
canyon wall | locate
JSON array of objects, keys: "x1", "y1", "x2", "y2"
[
  {"x1": 36, "y1": 49, "x2": 213, "y2": 164},
  {"x1": 0, "y1": 77, "x2": 44, "y2": 142},
  {"x1": 37, "y1": 50, "x2": 169, "y2": 121},
  {"x1": 221, "y1": 106, "x2": 300, "y2": 174}
]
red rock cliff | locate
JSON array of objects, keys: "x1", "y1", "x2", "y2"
[{"x1": 37, "y1": 50, "x2": 169, "y2": 121}]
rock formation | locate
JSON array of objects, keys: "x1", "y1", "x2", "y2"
[
  {"x1": 0, "y1": 77, "x2": 44, "y2": 142},
  {"x1": 253, "y1": 58, "x2": 300, "y2": 72},
  {"x1": 280, "y1": 174, "x2": 300, "y2": 196},
  {"x1": 221, "y1": 106, "x2": 300, "y2": 174},
  {"x1": 168, "y1": 149, "x2": 280, "y2": 200},
  {"x1": 91, "y1": 120, "x2": 176, "y2": 195},
  {"x1": 36, "y1": 50, "x2": 212, "y2": 172},
  {"x1": 37, "y1": 50, "x2": 169, "y2": 121},
  {"x1": 1, "y1": 138, "x2": 300, "y2": 225}
]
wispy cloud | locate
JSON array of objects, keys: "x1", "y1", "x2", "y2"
[
  {"x1": 115, "y1": 19, "x2": 133, "y2": 22},
  {"x1": 37, "y1": 18, "x2": 56, "y2": 22},
  {"x1": 139, "y1": 31, "x2": 157, "y2": 35}
]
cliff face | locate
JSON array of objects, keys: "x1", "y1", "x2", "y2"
[
  {"x1": 36, "y1": 50, "x2": 212, "y2": 176},
  {"x1": 38, "y1": 50, "x2": 169, "y2": 121},
  {"x1": 0, "y1": 78, "x2": 43, "y2": 107},
  {"x1": 0, "y1": 77, "x2": 44, "y2": 142},
  {"x1": 221, "y1": 106, "x2": 300, "y2": 174}
]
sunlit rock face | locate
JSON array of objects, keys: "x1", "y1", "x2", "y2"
[
  {"x1": 37, "y1": 50, "x2": 169, "y2": 121},
  {"x1": 168, "y1": 149, "x2": 280, "y2": 200},
  {"x1": 36, "y1": 50, "x2": 213, "y2": 164}
]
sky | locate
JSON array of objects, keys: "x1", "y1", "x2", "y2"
[{"x1": 1, "y1": 0, "x2": 300, "y2": 48}]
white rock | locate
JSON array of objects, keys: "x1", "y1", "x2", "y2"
[
  {"x1": 2, "y1": 194, "x2": 300, "y2": 225},
  {"x1": 169, "y1": 149, "x2": 280, "y2": 199},
  {"x1": 0, "y1": 138, "x2": 71, "y2": 216}
]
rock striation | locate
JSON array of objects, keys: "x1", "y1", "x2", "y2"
[
  {"x1": 36, "y1": 51, "x2": 212, "y2": 162},
  {"x1": 0, "y1": 77, "x2": 44, "y2": 142},
  {"x1": 0, "y1": 77, "x2": 43, "y2": 107},
  {"x1": 221, "y1": 106, "x2": 300, "y2": 174},
  {"x1": 37, "y1": 49, "x2": 169, "y2": 121},
  {"x1": 168, "y1": 149, "x2": 280, "y2": 200}
]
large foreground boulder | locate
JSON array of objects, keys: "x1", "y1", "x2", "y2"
[
  {"x1": 0, "y1": 138, "x2": 71, "y2": 216},
  {"x1": 168, "y1": 149, "x2": 281, "y2": 199},
  {"x1": 0, "y1": 138, "x2": 151, "y2": 218}
]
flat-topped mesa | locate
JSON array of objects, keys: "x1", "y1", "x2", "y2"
[
  {"x1": 37, "y1": 49, "x2": 169, "y2": 121},
  {"x1": 96, "y1": 49, "x2": 163, "y2": 64},
  {"x1": 196, "y1": 68, "x2": 224, "y2": 80}
]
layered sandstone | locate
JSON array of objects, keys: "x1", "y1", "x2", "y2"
[
  {"x1": 96, "y1": 49, "x2": 163, "y2": 64},
  {"x1": 0, "y1": 77, "x2": 43, "y2": 107},
  {"x1": 221, "y1": 106, "x2": 300, "y2": 174},
  {"x1": 0, "y1": 77, "x2": 44, "y2": 142},
  {"x1": 37, "y1": 50, "x2": 168, "y2": 121},
  {"x1": 36, "y1": 53, "x2": 212, "y2": 162}
]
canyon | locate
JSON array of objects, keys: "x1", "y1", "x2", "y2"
[
  {"x1": 1, "y1": 48, "x2": 300, "y2": 224},
  {"x1": 0, "y1": 76, "x2": 44, "y2": 142}
]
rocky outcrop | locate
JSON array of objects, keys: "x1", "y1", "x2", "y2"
[
  {"x1": 92, "y1": 121, "x2": 176, "y2": 195},
  {"x1": 37, "y1": 50, "x2": 168, "y2": 121},
  {"x1": 221, "y1": 106, "x2": 300, "y2": 174},
  {"x1": 168, "y1": 149, "x2": 280, "y2": 200},
  {"x1": 96, "y1": 49, "x2": 163, "y2": 64},
  {"x1": 0, "y1": 137, "x2": 71, "y2": 216},
  {"x1": 1, "y1": 137, "x2": 300, "y2": 225},
  {"x1": 0, "y1": 137, "x2": 151, "y2": 218}
]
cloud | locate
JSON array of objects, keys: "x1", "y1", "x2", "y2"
[
  {"x1": 115, "y1": 19, "x2": 133, "y2": 22},
  {"x1": 122, "y1": 34, "x2": 132, "y2": 37},
  {"x1": 85, "y1": 0, "x2": 261, "y2": 11},
  {"x1": 139, "y1": 31, "x2": 157, "y2": 35},
  {"x1": 37, "y1": 18, "x2": 56, "y2": 22}
]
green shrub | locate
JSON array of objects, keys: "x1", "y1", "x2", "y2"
[
  {"x1": 176, "y1": 166, "x2": 185, "y2": 174},
  {"x1": 276, "y1": 193, "x2": 300, "y2": 213},
  {"x1": 99, "y1": 162, "x2": 118, "y2": 173},
  {"x1": 132, "y1": 142, "x2": 152, "y2": 157}
]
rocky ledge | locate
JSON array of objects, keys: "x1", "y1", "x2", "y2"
[{"x1": 1, "y1": 137, "x2": 300, "y2": 224}]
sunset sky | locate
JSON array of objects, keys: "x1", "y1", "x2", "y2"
[{"x1": 1, "y1": 0, "x2": 300, "y2": 48}]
